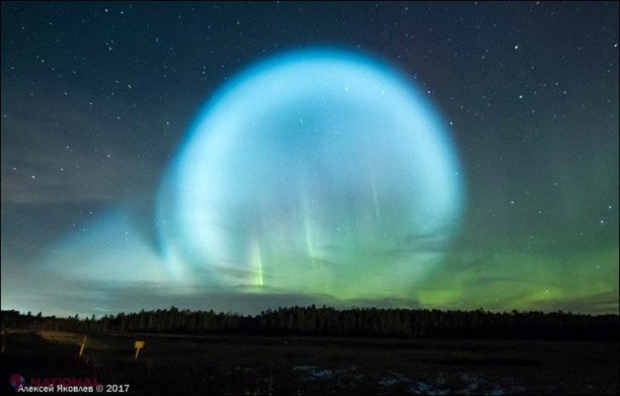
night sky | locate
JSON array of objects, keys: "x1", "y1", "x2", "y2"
[{"x1": 1, "y1": 2, "x2": 618, "y2": 317}]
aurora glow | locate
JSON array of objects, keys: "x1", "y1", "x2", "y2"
[
  {"x1": 157, "y1": 49, "x2": 464, "y2": 299},
  {"x1": 1, "y1": 2, "x2": 617, "y2": 317}
]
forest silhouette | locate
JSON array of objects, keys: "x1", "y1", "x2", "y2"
[{"x1": 2, "y1": 306, "x2": 617, "y2": 341}]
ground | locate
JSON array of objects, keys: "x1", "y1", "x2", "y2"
[{"x1": 2, "y1": 330, "x2": 618, "y2": 394}]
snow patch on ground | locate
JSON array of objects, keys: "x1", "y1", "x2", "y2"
[
  {"x1": 293, "y1": 365, "x2": 334, "y2": 379},
  {"x1": 410, "y1": 381, "x2": 451, "y2": 395}
]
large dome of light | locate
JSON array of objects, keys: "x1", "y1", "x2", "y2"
[{"x1": 157, "y1": 48, "x2": 464, "y2": 300}]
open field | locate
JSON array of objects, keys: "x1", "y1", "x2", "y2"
[{"x1": 2, "y1": 330, "x2": 618, "y2": 394}]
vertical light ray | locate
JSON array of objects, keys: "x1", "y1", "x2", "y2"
[
  {"x1": 249, "y1": 236, "x2": 264, "y2": 288},
  {"x1": 370, "y1": 171, "x2": 380, "y2": 219},
  {"x1": 303, "y1": 213, "x2": 316, "y2": 269},
  {"x1": 299, "y1": 185, "x2": 317, "y2": 269}
]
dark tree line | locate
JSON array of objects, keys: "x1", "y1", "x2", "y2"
[{"x1": 1, "y1": 306, "x2": 618, "y2": 341}]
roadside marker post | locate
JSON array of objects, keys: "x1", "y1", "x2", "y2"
[
  {"x1": 134, "y1": 340, "x2": 145, "y2": 360},
  {"x1": 78, "y1": 336, "x2": 87, "y2": 358}
]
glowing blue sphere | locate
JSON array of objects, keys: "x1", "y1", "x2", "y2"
[{"x1": 157, "y1": 48, "x2": 464, "y2": 299}]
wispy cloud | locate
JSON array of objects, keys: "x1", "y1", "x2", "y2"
[
  {"x1": 1, "y1": 82, "x2": 164, "y2": 207},
  {"x1": 2, "y1": 148, "x2": 147, "y2": 206}
]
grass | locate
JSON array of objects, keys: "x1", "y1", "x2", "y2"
[{"x1": 2, "y1": 330, "x2": 618, "y2": 394}]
